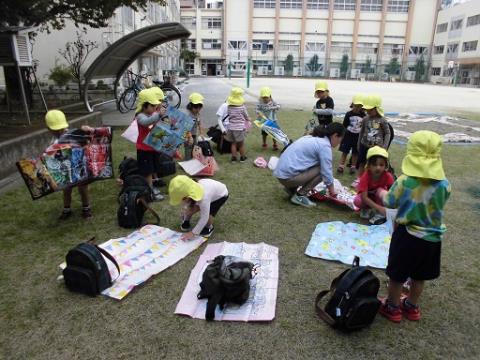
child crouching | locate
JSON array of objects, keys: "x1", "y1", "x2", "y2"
[{"x1": 379, "y1": 131, "x2": 451, "y2": 323}]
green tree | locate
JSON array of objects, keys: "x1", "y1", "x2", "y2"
[
  {"x1": 340, "y1": 54, "x2": 349, "y2": 78},
  {"x1": 180, "y1": 49, "x2": 197, "y2": 63},
  {"x1": 48, "y1": 60, "x2": 73, "y2": 87},
  {"x1": 386, "y1": 57, "x2": 401, "y2": 76},
  {"x1": 284, "y1": 54, "x2": 294, "y2": 75},
  {"x1": 1, "y1": 0, "x2": 167, "y2": 30},
  {"x1": 362, "y1": 57, "x2": 373, "y2": 75},
  {"x1": 308, "y1": 54, "x2": 321, "y2": 73},
  {"x1": 414, "y1": 55, "x2": 426, "y2": 82},
  {"x1": 58, "y1": 31, "x2": 99, "y2": 99}
]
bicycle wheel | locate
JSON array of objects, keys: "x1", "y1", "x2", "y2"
[
  {"x1": 161, "y1": 85, "x2": 181, "y2": 109},
  {"x1": 117, "y1": 92, "x2": 130, "y2": 113},
  {"x1": 122, "y1": 88, "x2": 138, "y2": 111}
]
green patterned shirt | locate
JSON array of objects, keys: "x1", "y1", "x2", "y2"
[{"x1": 384, "y1": 175, "x2": 451, "y2": 242}]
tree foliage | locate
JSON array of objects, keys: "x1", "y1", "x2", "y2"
[
  {"x1": 284, "y1": 54, "x2": 294, "y2": 74},
  {"x1": 1, "y1": 0, "x2": 167, "y2": 30},
  {"x1": 180, "y1": 49, "x2": 196, "y2": 63},
  {"x1": 58, "y1": 31, "x2": 99, "y2": 98},
  {"x1": 414, "y1": 55, "x2": 426, "y2": 82},
  {"x1": 48, "y1": 60, "x2": 73, "y2": 87},
  {"x1": 385, "y1": 57, "x2": 401, "y2": 75},
  {"x1": 307, "y1": 54, "x2": 321, "y2": 72},
  {"x1": 340, "y1": 54, "x2": 349, "y2": 78}
]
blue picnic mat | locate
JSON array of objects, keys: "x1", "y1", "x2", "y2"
[{"x1": 305, "y1": 221, "x2": 391, "y2": 269}]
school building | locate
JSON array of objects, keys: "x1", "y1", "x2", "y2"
[{"x1": 430, "y1": 0, "x2": 480, "y2": 86}]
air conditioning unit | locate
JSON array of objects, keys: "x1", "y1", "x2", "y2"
[
  {"x1": 330, "y1": 68, "x2": 340, "y2": 78},
  {"x1": 257, "y1": 66, "x2": 268, "y2": 76},
  {"x1": 350, "y1": 69, "x2": 361, "y2": 79},
  {"x1": 292, "y1": 67, "x2": 302, "y2": 76},
  {"x1": 274, "y1": 66, "x2": 284, "y2": 76},
  {"x1": 405, "y1": 71, "x2": 416, "y2": 81}
]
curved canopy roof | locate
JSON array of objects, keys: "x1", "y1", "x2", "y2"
[{"x1": 83, "y1": 22, "x2": 190, "y2": 111}]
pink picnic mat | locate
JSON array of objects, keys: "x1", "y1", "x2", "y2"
[{"x1": 175, "y1": 242, "x2": 279, "y2": 322}]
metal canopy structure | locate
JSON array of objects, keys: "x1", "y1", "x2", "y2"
[{"x1": 83, "y1": 22, "x2": 190, "y2": 112}]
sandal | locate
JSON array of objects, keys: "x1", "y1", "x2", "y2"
[{"x1": 337, "y1": 165, "x2": 345, "y2": 174}]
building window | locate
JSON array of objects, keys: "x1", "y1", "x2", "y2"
[
  {"x1": 252, "y1": 39, "x2": 274, "y2": 51},
  {"x1": 446, "y1": 43, "x2": 459, "y2": 59},
  {"x1": 433, "y1": 45, "x2": 444, "y2": 54},
  {"x1": 462, "y1": 40, "x2": 478, "y2": 52},
  {"x1": 252, "y1": 60, "x2": 274, "y2": 71},
  {"x1": 431, "y1": 67, "x2": 441, "y2": 76},
  {"x1": 409, "y1": 46, "x2": 427, "y2": 56},
  {"x1": 122, "y1": 6, "x2": 134, "y2": 28},
  {"x1": 280, "y1": 0, "x2": 302, "y2": 8},
  {"x1": 331, "y1": 41, "x2": 352, "y2": 54},
  {"x1": 357, "y1": 42, "x2": 378, "y2": 54},
  {"x1": 436, "y1": 22, "x2": 448, "y2": 33},
  {"x1": 450, "y1": 19, "x2": 463, "y2": 31},
  {"x1": 180, "y1": 16, "x2": 196, "y2": 29},
  {"x1": 387, "y1": 0, "x2": 409, "y2": 13},
  {"x1": 307, "y1": 0, "x2": 329, "y2": 9},
  {"x1": 466, "y1": 14, "x2": 480, "y2": 27},
  {"x1": 360, "y1": 0, "x2": 383, "y2": 12},
  {"x1": 201, "y1": 17, "x2": 222, "y2": 29},
  {"x1": 254, "y1": 0, "x2": 276, "y2": 8},
  {"x1": 228, "y1": 40, "x2": 247, "y2": 50},
  {"x1": 202, "y1": 39, "x2": 222, "y2": 49},
  {"x1": 279, "y1": 40, "x2": 300, "y2": 52},
  {"x1": 306, "y1": 42, "x2": 326, "y2": 52},
  {"x1": 334, "y1": 0, "x2": 356, "y2": 10}
]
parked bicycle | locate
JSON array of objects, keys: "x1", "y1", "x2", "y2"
[{"x1": 117, "y1": 70, "x2": 182, "y2": 113}]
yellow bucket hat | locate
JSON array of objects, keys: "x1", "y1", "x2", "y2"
[
  {"x1": 227, "y1": 87, "x2": 245, "y2": 106},
  {"x1": 362, "y1": 94, "x2": 384, "y2": 117},
  {"x1": 135, "y1": 88, "x2": 161, "y2": 113},
  {"x1": 150, "y1": 87, "x2": 165, "y2": 102},
  {"x1": 260, "y1": 86, "x2": 272, "y2": 98},
  {"x1": 402, "y1": 131, "x2": 445, "y2": 180},
  {"x1": 189, "y1": 92, "x2": 204, "y2": 105},
  {"x1": 366, "y1": 146, "x2": 389, "y2": 160},
  {"x1": 352, "y1": 93, "x2": 365, "y2": 106},
  {"x1": 168, "y1": 175, "x2": 204, "y2": 206},
  {"x1": 314, "y1": 80, "x2": 328, "y2": 94},
  {"x1": 45, "y1": 110, "x2": 68, "y2": 131}
]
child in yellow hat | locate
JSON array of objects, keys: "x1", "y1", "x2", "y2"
[
  {"x1": 45, "y1": 109, "x2": 98, "y2": 219},
  {"x1": 353, "y1": 146, "x2": 394, "y2": 225},
  {"x1": 379, "y1": 131, "x2": 451, "y2": 323},
  {"x1": 338, "y1": 93, "x2": 366, "y2": 174},
  {"x1": 184, "y1": 92, "x2": 205, "y2": 160},
  {"x1": 135, "y1": 88, "x2": 168, "y2": 201},
  {"x1": 225, "y1": 87, "x2": 251, "y2": 162},
  {"x1": 312, "y1": 81, "x2": 334, "y2": 127},
  {"x1": 168, "y1": 175, "x2": 229, "y2": 240},
  {"x1": 256, "y1": 86, "x2": 281, "y2": 151},
  {"x1": 353, "y1": 93, "x2": 391, "y2": 188}
]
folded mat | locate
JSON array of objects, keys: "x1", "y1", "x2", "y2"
[
  {"x1": 175, "y1": 242, "x2": 278, "y2": 321},
  {"x1": 60, "y1": 225, "x2": 206, "y2": 300},
  {"x1": 305, "y1": 221, "x2": 391, "y2": 269}
]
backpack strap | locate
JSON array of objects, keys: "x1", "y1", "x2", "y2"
[
  {"x1": 95, "y1": 245, "x2": 121, "y2": 281},
  {"x1": 315, "y1": 290, "x2": 336, "y2": 326},
  {"x1": 221, "y1": 114, "x2": 229, "y2": 123},
  {"x1": 137, "y1": 197, "x2": 160, "y2": 225}
]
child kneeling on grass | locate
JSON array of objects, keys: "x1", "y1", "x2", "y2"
[
  {"x1": 354, "y1": 146, "x2": 394, "y2": 225},
  {"x1": 379, "y1": 130, "x2": 451, "y2": 323},
  {"x1": 168, "y1": 175, "x2": 229, "y2": 240}
]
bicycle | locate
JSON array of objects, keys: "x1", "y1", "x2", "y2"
[{"x1": 117, "y1": 70, "x2": 182, "y2": 113}]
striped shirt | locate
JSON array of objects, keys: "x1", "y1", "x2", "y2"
[{"x1": 227, "y1": 105, "x2": 249, "y2": 131}]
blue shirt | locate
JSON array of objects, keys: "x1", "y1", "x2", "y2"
[{"x1": 273, "y1": 136, "x2": 334, "y2": 186}]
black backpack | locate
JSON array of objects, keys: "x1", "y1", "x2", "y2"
[
  {"x1": 207, "y1": 126, "x2": 232, "y2": 154},
  {"x1": 63, "y1": 240, "x2": 120, "y2": 297},
  {"x1": 315, "y1": 257, "x2": 380, "y2": 332},
  {"x1": 197, "y1": 140, "x2": 214, "y2": 157},
  {"x1": 197, "y1": 255, "x2": 255, "y2": 321},
  {"x1": 117, "y1": 157, "x2": 160, "y2": 228}
]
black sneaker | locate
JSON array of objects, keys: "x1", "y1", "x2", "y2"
[
  {"x1": 180, "y1": 219, "x2": 191, "y2": 232},
  {"x1": 58, "y1": 209, "x2": 72, "y2": 220},
  {"x1": 200, "y1": 224, "x2": 214, "y2": 237},
  {"x1": 240, "y1": 156, "x2": 247, "y2": 163}
]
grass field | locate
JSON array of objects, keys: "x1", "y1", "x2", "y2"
[{"x1": 1, "y1": 109, "x2": 479, "y2": 359}]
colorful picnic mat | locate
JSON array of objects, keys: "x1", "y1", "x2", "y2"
[
  {"x1": 175, "y1": 242, "x2": 279, "y2": 322},
  {"x1": 60, "y1": 225, "x2": 207, "y2": 300},
  {"x1": 305, "y1": 221, "x2": 391, "y2": 269}
]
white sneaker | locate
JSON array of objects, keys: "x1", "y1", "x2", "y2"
[
  {"x1": 152, "y1": 188, "x2": 165, "y2": 201},
  {"x1": 290, "y1": 194, "x2": 317, "y2": 208}
]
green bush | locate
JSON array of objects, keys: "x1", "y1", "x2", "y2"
[
  {"x1": 48, "y1": 62, "x2": 73, "y2": 87},
  {"x1": 96, "y1": 80, "x2": 109, "y2": 90}
]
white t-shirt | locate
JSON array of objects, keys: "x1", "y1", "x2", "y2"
[
  {"x1": 216, "y1": 102, "x2": 229, "y2": 133},
  {"x1": 192, "y1": 179, "x2": 229, "y2": 235}
]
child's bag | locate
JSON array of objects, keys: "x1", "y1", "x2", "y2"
[
  {"x1": 197, "y1": 255, "x2": 255, "y2": 321},
  {"x1": 315, "y1": 256, "x2": 380, "y2": 332},
  {"x1": 63, "y1": 239, "x2": 120, "y2": 296},
  {"x1": 117, "y1": 157, "x2": 160, "y2": 228},
  {"x1": 197, "y1": 139, "x2": 214, "y2": 157}
]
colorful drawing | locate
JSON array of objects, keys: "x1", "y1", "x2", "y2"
[
  {"x1": 17, "y1": 127, "x2": 113, "y2": 200},
  {"x1": 305, "y1": 221, "x2": 391, "y2": 269},
  {"x1": 309, "y1": 178, "x2": 359, "y2": 211},
  {"x1": 255, "y1": 113, "x2": 290, "y2": 146},
  {"x1": 175, "y1": 242, "x2": 279, "y2": 322}
]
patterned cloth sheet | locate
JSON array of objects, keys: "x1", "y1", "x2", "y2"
[{"x1": 175, "y1": 242, "x2": 279, "y2": 321}]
